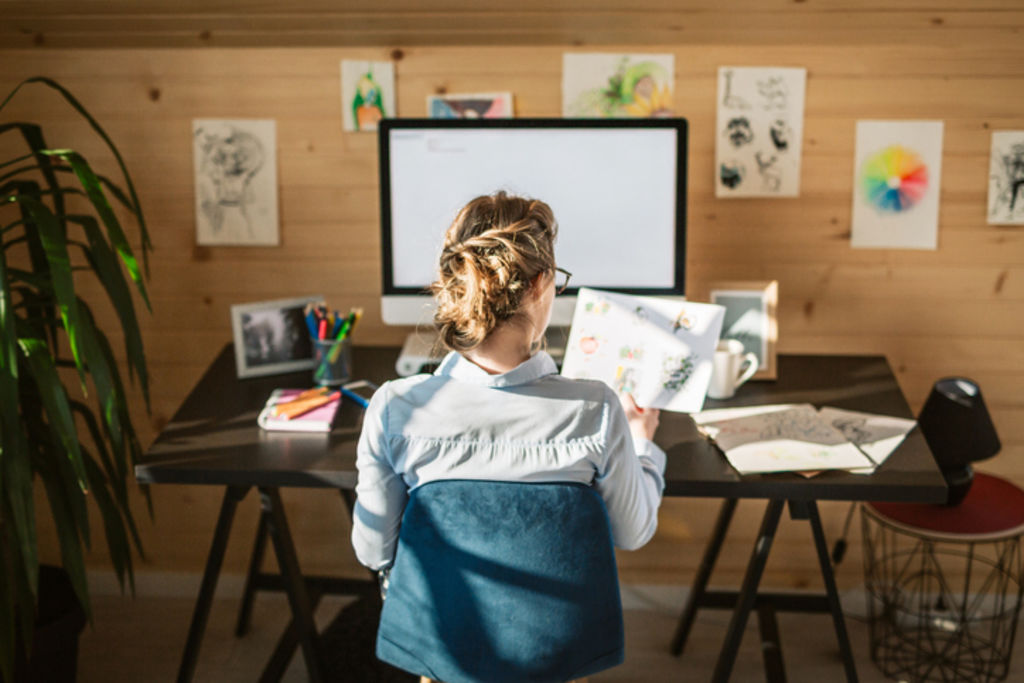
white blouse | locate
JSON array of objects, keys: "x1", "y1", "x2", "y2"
[{"x1": 351, "y1": 350, "x2": 667, "y2": 570}]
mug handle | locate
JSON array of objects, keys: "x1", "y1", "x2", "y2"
[{"x1": 735, "y1": 352, "x2": 759, "y2": 388}]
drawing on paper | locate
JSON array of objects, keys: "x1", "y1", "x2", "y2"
[
  {"x1": 563, "y1": 53, "x2": 674, "y2": 118},
  {"x1": 987, "y1": 131, "x2": 1024, "y2": 225},
  {"x1": 341, "y1": 60, "x2": 395, "y2": 132},
  {"x1": 715, "y1": 67, "x2": 806, "y2": 198},
  {"x1": 561, "y1": 288, "x2": 724, "y2": 413},
  {"x1": 428, "y1": 92, "x2": 514, "y2": 119},
  {"x1": 851, "y1": 121, "x2": 943, "y2": 249},
  {"x1": 193, "y1": 119, "x2": 278, "y2": 246}
]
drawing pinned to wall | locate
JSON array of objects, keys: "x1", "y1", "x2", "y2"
[
  {"x1": 715, "y1": 66, "x2": 806, "y2": 198},
  {"x1": 851, "y1": 120, "x2": 943, "y2": 249},
  {"x1": 561, "y1": 288, "x2": 724, "y2": 413},
  {"x1": 193, "y1": 119, "x2": 278, "y2": 246},
  {"x1": 987, "y1": 131, "x2": 1024, "y2": 225},
  {"x1": 562, "y1": 53, "x2": 675, "y2": 118},
  {"x1": 428, "y1": 92, "x2": 514, "y2": 119},
  {"x1": 341, "y1": 60, "x2": 395, "y2": 132}
]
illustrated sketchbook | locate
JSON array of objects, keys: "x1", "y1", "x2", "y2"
[{"x1": 561, "y1": 288, "x2": 725, "y2": 413}]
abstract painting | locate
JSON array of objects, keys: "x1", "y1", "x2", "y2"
[
  {"x1": 561, "y1": 287, "x2": 724, "y2": 413},
  {"x1": 715, "y1": 66, "x2": 806, "y2": 198},
  {"x1": 851, "y1": 120, "x2": 943, "y2": 249},
  {"x1": 341, "y1": 60, "x2": 395, "y2": 132},
  {"x1": 193, "y1": 119, "x2": 279, "y2": 246},
  {"x1": 987, "y1": 130, "x2": 1024, "y2": 225},
  {"x1": 562, "y1": 53, "x2": 674, "y2": 118},
  {"x1": 428, "y1": 92, "x2": 514, "y2": 119}
]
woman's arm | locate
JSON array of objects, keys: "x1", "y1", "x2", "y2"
[{"x1": 350, "y1": 385, "x2": 408, "y2": 570}]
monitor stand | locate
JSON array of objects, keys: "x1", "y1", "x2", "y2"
[{"x1": 396, "y1": 327, "x2": 570, "y2": 376}]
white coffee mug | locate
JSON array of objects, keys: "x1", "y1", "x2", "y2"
[{"x1": 708, "y1": 339, "x2": 759, "y2": 400}]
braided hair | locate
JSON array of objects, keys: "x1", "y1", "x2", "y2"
[{"x1": 431, "y1": 192, "x2": 558, "y2": 352}]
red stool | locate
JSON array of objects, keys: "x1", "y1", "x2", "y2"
[{"x1": 862, "y1": 472, "x2": 1024, "y2": 682}]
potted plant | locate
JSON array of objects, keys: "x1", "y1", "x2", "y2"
[{"x1": 1, "y1": 77, "x2": 152, "y2": 681}]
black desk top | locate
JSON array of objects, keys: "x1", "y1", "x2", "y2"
[{"x1": 136, "y1": 344, "x2": 946, "y2": 503}]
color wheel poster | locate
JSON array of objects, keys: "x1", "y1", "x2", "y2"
[
  {"x1": 851, "y1": 120, "x2": 943, "y2": 250},
  {"x1": 561, "y1": 288, "x2": 725, "y2": 413}
]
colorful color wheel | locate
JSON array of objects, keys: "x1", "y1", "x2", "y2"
[{"x1": 860, "y1": 145, "x2": 929, "y2": 213}]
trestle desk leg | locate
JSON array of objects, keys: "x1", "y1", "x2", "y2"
[
  {"x1": 177, "y1": 485, "x2": 250, "y2": 683},
  {"x1": 671, "y1": 498, "x2": 738, "y2": 656},
  {"x1": 711, "y1": 499, "x2": 785, "y2": 683},
  {"x1": 806, "y1": 501, "x2": 859, "y2": 682},
  {"x1": 236, "y1": 507, "x2": 270, "y2": 636},
  {"x1": 260, "y1": 487, "x2": 326, "y2": 683}
]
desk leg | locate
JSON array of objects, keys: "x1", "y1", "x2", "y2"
[
  {"x1": 177, "y1": 485, "x2": 250, "y2": 683},
  {"x1": 259, "y1": 487, "x2": 327, "y2": 683},
  {"x1": 712, "y1": 499, "x2": 785, "y2": 683},
  {"x1": 806, "y1": 501, "x2": 859, "y2": 683},
  {"x1": 671, "y1": 498, "x2": 738, "y2": 656},
  {"x1": 236, "y1": 507, "x2": 270, "y2": 637}
]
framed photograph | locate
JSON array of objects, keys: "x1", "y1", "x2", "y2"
[
  {"x1": 230, "y1": 296, "x2": 323, "y2": 379},
  {"x1": 707, "y1": 280, "x2": 778, "y2": 380}
]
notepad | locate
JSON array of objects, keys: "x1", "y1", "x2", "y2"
[{"x1": 257, "y1": 388, "x2": 340, "y2": 433}]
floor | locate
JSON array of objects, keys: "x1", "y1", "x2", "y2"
[{"x1": 75, "y1": 582, "x2": 1024, "y2": 682}]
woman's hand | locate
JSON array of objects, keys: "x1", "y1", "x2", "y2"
[{"x1": 619, "y1": 393, "x2": 660, "y2": 443}]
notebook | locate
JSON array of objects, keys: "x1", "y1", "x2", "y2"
[{"x1": 257, "y1": 388, "x2": 340, "y2": 433}]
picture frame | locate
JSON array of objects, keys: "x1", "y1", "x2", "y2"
[
  {"x1": 707, "y1": 280, "x2": 778, "y2": 380},
  {"x1": 230, "y1": 295, "x2": 323, "y2": 379}
]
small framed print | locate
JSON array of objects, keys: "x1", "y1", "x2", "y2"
[
  {"x1": 230, "y1": 296, "x2": 323, "y2": 379},
  {"x1": 708, "y1": 280, "x2": 778, "y2": 380}
]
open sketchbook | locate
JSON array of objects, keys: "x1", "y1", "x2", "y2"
[
  {"x1": 561, "y1": 288, "x2": 725, "y2": 412},
  {"x1": 693, "y1": 404, "x2": 916, "y2": 475}
]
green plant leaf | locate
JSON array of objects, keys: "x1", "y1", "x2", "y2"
[
  {"x1": 13, "y1": 195, "x2": 87, "y2": 385},
  {"x1": 16, "y1": 335, "x2": 88, "y2": 488},
  {"x1": 44, "y1": 150, "x2": 151, "y2": 311},
  {"x1": 1, "y1": 78, "x2": 152, "y2": 275},
  {"x1": 71, "y1": 215, "x2": 149, "y2": 406},
  {"x1": 81, "y1": 452, "x2": 135, "y2": 593},
  {"x1": 37, "y1": 454, "x2": 91, "y2": 621},
  {"x1": 18, "y1": 124, "x2": 66, "y2": 233},
  {"x1": 5, "y1": 180, "x2": 59, "y2": 349}
]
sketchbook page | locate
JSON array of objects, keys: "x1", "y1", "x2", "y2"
[
  {"x1": 818, "y1": 406, "x2": 917, "y2": 471},
  {"x1": 560, "y1": 288, "x2": 725, "y2": 413},
  {"x1": 699, "y1": 404, "x2": 875, "y2": 474}
]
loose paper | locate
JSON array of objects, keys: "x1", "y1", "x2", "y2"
[
  {"x1": 193, "y1": 119, "x2": 279, "y2": 246},
  {"x1": 694, "y1": 404, "x2": 876, "y2": 474},
  {"x1": 561, "y1": 288, "x2": 724, "y2": 412},
  {"x1": 818, "y1": 407, "x2": 916, "y2": 472},
  {"x1": 562, "y1": 53, "x2": 675, "y2": 118},
  {"x1": 987, "y1": 130, "x2": 1024, "y2": 225},
  {"x1": 715, "y1": 66, "x2": 806, "y2": 198},
  {"x1": 851, "y1": 120, "x2": 944, "y2": 249}
]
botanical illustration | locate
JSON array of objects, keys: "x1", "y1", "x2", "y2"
[
  {"x1": 193, "y1": 119, "x2": 279, "y2": 246},
  {"x1": 341, "y1": 60, "x2": 395, "y2": 132},
  {"x1": 715, "y1": 67, "x2": 806, "y2": 198},
  {"x1": 563, "y1": 53, "x2": 675, "y2": 118},
  {"x1": 987, "y1": 130, "x2": 1024, "y2": 225}
]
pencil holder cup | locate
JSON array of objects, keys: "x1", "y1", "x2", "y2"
[{"x1": 312, "y1": 337, "x2": 351, "y2": 386}]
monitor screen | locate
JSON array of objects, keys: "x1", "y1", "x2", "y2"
[{"x1": 378, "y1": 118, "x2": 688, "y2": 326}]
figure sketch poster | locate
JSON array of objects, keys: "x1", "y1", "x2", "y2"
[
  {"x1": 562, "y1": 53, "x2": 675, "y2": 118},
  {"x1": 987, "y1": 131, "x2": 1024, "y2": 225},
  {"x1": 715, "y1": 66, "x2": 806, "y2": 198},
  {"x1": 193, "y1": 119, "x2": 279, "y2": 246},
  {"x1": 561, "y1": 288, "x2": 724, "y2": 413},
  {"x1": 341, "y1": 60, "x2": 395, "y2": 132},
  {"x1": 851, "y1": 120, "x2": 943, "y2": 250}
]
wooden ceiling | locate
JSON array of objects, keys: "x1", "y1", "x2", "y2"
[{"x1": 2, "y1": 0, "x2": 1023, "y2": 49}]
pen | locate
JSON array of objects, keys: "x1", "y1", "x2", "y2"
[
  {"x1": 339, "y1": 386, "x2": 370, "y2": 409},
  {"x1": 274, "y1": 391, "x2": 340, "y2": 420}
]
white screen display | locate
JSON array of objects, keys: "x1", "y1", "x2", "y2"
[{"x1": 385, "y1": 126, "x2": 681, "y2": 291}]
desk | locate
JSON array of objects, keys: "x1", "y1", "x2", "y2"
[{"x1": 137, "y1": 344, "x2": 945, "y2": 682}]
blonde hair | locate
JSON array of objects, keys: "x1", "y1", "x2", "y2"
[{"x1": 431, "y1": 192, "x2": 558, "y2": 352}]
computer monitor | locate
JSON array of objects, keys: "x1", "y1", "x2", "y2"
[{"x1": 378, "y1": 118, "x2": 688, "y2": 328}]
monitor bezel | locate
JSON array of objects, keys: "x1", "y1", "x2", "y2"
[{"x1": 377, "y1": 116, "x2": 689, "y2": 300}]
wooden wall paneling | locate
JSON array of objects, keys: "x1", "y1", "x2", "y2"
[{"x1": 2, "y1": 8, "x2": 1023, "y2": 589}]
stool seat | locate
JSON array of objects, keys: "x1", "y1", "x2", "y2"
[{"x1": 867, "y1": 472, "x2": 1024, "y2": 540}]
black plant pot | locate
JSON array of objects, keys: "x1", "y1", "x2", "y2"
[{"x1": 6, "y1": 565, "x2": 87, "y2": 683}]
